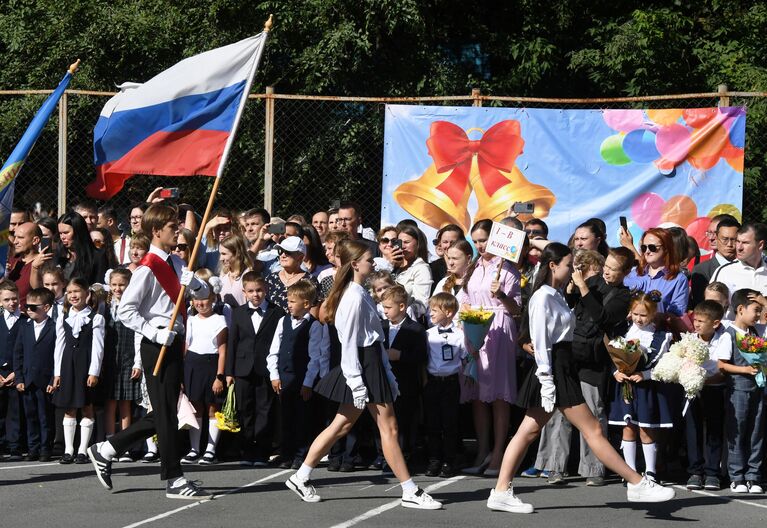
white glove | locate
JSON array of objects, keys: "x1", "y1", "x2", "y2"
[
  {"x1": 154, "y1": 328, "x2": 177, "y2": 347},
  {"x1": 538, "y1": 374, "x2": 556, "y2": 413},
  {"x1": 181, "y1": 267, "x2": 210, "y2": 300},
  {"x1": 352, "y1": 385, "x2": 369, "y2": 410},
  {"x1": 180, "y1": 267, "x2": 195, "y2": 287}
]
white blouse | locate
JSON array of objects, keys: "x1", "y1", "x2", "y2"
[
  {"x1": 186, "y1": 313, "x2": 227, "y2": 355},
  {"x1": 528, "y1": 284, "x2": 574, "y2": 376},
  {"x1": 54, "y1": 306, "x2": 105, "y2": 377},
  {"x1": 395, "y1": 257, "x2": 433, "y2": 307},
  {"x1": 625, "y1": 323, "x2": 671, "y2": 378},
  {"x1": 336, "y1": 281, "x2": 396, "y2": 394}
]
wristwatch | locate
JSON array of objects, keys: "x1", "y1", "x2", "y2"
[{"x1": 216, "y1": 374, "x2": 226, "y2": 382}]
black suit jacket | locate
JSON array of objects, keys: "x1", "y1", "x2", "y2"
[
  {"x1": 226, "y1": 302, "x2": 285, "y2": 378},
  {"x1": 13, "y1": 317, "x2": 56, "y2": 389},
  {"x1": 382, "y1": 316, "x2": 428, "y2": 396},
  {"x1": 0, "y1": 313, "x2": 25, "y2": 371},
  {"x1": 690, "y1": 256, "x2": 728, "y2": 309}
]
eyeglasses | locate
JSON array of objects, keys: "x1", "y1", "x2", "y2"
[
  {"x1": 525, "y1": 229, "x2": 544, "y2": 237},
  {"x1": 26, "y1": 304, "x2": 41, "y2": 312},
  {"x1": 130, "y1": 216, "x2": 142, "y2": 221},
  {"x1": 705, "y1": 230, "x2": 716, "y2": 237},
  {"x1": 640, "y1": 244, "x2": 663, "y2": 253},
  {"x1": 174, "y1": 244, "x2": 188, "y2": 251},
  {"x1": 379, "y1": 237, "x2": 394, "y2": 245},
  {"x1": 336, "y1": 217, "x2": 354, "y2": 224},
  {"x1": 717, "y1": 236, "x2": 737, "y2": 246}
]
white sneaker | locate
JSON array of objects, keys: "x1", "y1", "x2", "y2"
[
  {"x1": 731, "y1": 481, "x2": 748, "y2": 493},
  {"x1": 486, "y1": 487, "x2": 534, "y2": 513},
  {"x1": 627, "y1": 475, "x2": 675, "y2": 502},
  {"x1": 285, "y1": 474, "x2": 321, "y2": 503},
  {"x1": 748, "y1": 481, "x2": 764, "y2": 494},
  {"x1": 401, "y1": 488, "x2": 443, "y2": 510}
]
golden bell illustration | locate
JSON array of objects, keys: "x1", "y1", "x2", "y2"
[
  {"x1": 393, "y1": 162, "x2": 472, "y2": 233},
  {"x1": 471, "y1": 156, "x2": 556, "y2": 222}
]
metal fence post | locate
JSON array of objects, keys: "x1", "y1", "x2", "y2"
[
  {"x1": 472, "y1": 87, "x2": 482, "y2": 107},
  {"x1": 57, "y1": 91, "x2": 68, "y2": 215},
  {"x1": 718, "y1": 84, "x2": 730, "y2": 107},
  {"x1": 264, "y1": 86, "x2": 275, "y2": 212}
]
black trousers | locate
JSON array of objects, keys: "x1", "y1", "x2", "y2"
[
  {"x1": 234, "y1": 372, "x2": 275, "y2": 461},
  {"x1": 110, "y1": 337, "x2": 183, "y2": 481},
  {"x1": 0, "y1": 368, "x2": 21, "y2": 452},
  {"x1": 22, "y1": 385, "x2": 53, "y2": 454},
  {"x1": 423, "y1": 374, "x2": 460, "y2": 463},
  {"x1": 279, "y1": 385, "x2": 309, "y2": 460},
  {"x1": 685, "y1": 384, "x2": 725, "y2": 477}
]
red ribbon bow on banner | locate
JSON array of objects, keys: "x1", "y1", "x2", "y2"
[{"x1": 426, "y1": 120, "x2": 525, "y2": 205}]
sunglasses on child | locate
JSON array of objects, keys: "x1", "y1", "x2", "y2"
[
  {"x1": 640, "y1": 244, "x2": 663, "y2": 253},
  {"x1": 26, "y1": 304, "x2": 42, "y2": 312}
]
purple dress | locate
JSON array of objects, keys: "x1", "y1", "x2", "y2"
[{"x1": 458, "y1": 256, "x2": 522, "y2": 403}]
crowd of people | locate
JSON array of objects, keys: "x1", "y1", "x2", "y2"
[{"x1": 2, "y1": 187, "x2": 765, "y2": 512}]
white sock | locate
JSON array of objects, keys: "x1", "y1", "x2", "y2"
[
  {"x1": 169, "y1": 476, "x2": 187, "y2": 488},
  {"x1": 99, "y1": 440, "x2": 118, "y2": 460},
  {"x1": 401, "y1": 478, "x2": 418, "y2": 495},
  {"x1": 188, "y1": 418, "x2": 203, "y2": 454},
  {"x1": 621, "y1": 440, "x2": 637, "y2": 471},
  {"x1": 296, "y1": 463, "x2": 313, "y2": 481},
  {"x1": 642, "y1": 442, "x2": 657, "y2": 475},
  {"x1": 78, "y1": 417, "x2": 95, "y2": 455},
  {"x1": 63, "y1": 417, "x2": 77, "y2": 455},
  {"x1": 146, "y1": 437, "x2": 158, "y2": 454},
  {"x1": 205, "y1": 421, "x2": 220, "y2": 454}
]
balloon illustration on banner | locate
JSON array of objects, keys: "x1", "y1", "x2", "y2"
[{"x1": 600, "y1": 106, "x2": 745, "y2": 175}]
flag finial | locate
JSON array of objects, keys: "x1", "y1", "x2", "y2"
[
  {"x1": 264, "y1": 14, "x2": 273, "y2": 32},
  {"x1": 68, "y1": 59, "x2": 81, "y2": 75}
]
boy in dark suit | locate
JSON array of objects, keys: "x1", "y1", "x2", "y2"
[
  {"x1": 225, "y1": 272, "x2": 285, "y2": 466},
  {"x1": 0, "y1": 280, "x2": 24, "y2": 460},
  {"x1": 14, "y1": 287, "x2": 56, "y2": 461},
  {"x1": 380, "y1": 285, "x2": 427, "y2": 463}
]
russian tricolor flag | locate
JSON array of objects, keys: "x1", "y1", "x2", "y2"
[{"x1": 87, "y1": 33, "x2": 267, "y2": 200}]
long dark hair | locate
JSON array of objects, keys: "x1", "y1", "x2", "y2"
[
  {"x1": 462, "y1": 219, "x2": 493, "y2": 292},
  {"x1": 530, "y1": 242, "x2": 572, "y2": 294},
  {"x1": 398, "y1": 224, "x2": 429, "y2": 263},
  {"x1": 324, "y1": 240, "x2": 370, "y2": 323},
  {"x1": 57, "y1": 212, "x2": 99, "y2": 283},
  {"x1": 303, "y1": 224, "x2": 329, "y2": 269}
]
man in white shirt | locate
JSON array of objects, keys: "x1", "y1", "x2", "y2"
[
  {"x1": 690, "y1": 217, "x2": 740, "y2": 307},
  {"x1": 88, "y1": 204, "x2": 210, "y2": 500},
  {"x1": 711, "y1": 222, "x2": 767, "y2": 319}
]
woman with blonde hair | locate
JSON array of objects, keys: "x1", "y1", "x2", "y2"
[{"x1": 217, "y1": 234, "x2": 252, "y2": 307}]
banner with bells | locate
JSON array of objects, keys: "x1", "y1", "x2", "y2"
[{"x1": 381, "y1": 105, "x2": 744, "y2": 255}]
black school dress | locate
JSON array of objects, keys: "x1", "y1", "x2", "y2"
[{"x1": 53, "y1": 310, "x2": 105, "y2": 409}]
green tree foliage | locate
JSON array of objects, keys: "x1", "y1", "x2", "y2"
[{"x1": 0, "y1": 0, "x2": 765, "y2": 219}]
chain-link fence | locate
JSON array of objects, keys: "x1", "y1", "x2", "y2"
[{"x1": 1, "y1": 88, "x2": 765, "y2": 230}]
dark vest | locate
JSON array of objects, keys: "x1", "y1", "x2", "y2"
[
  {"x1": 277, "y1": 315, "x2": 315, "y2": 390},
  {"x1": 726, "y1": 326, "x2": 759, "y2": 392},
  {"x1": 64, "y1": 316, "x2": 95, "y2": 373},
  {"x1": 0, "y1": 314, "x2": 23, "y2": 370}
]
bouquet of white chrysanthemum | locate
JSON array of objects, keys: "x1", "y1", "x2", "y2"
[
  {"x1": 671, "y1": 333, "x2": 710, "y2": 364},
  {"x1": 679, "y1": 362, "x2": 707, "y2": 399},
  {"x1": 652, "y1": 352, "x2": 684, "y2": 382},
  {"x1": 653, "y1": 333, "x2": 709, "y2": 412}
]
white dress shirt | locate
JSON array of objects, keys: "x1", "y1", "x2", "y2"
[
  {"x1": 248, "y1": 300, "x2": 269, "y2": 334},
  {"x1": 336, "y1": 282, "x2": 397, "y2": 394},
  {"x1": 426, "y1": 322, "x2": 467, "y2": 376},
  {"x1": 267, "y1": 313, "x2": 324, "y2": 387},
  {"x1": 114, "y1": 236, "x2": 132, "y2": 265},
  {"x1": 699, "y1": 326, "x2": 732, "y2": 384},
  {"x1": 54, "y1": 306, "x2": 105, "y2": 377},
  {"x1": 528, "y1": 284, "x2": 575, "y2": 376},
  {"x1": 387, "y1": 318, "x2": 405, "y2": 347},
  {"x1": 33, "y1": 319, "x2": 47, "y2": 341},
  {"x1": 186, "y1": 313, "x2": 228, "y2": 355},
  {"x1": 117, "y1": 245, "x2": 187, "y2": 340},
  {"x1": 4, "y1": 309, "x2": 20, "y2": 330},
  {"x1": 712, "y1": 259, "x2": 767, "y2": 319}
]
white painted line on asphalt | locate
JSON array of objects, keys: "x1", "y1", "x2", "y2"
[
  {"x1": 359, "y1": 484, "x2": 374, "y2": 490},
  {"x1": 0, "y1": 462, "x2": 59, "y2": 470},
  {"x1": 673, "y1": 485, "x2": 767, "y2": 510},
  {"x1": 329, "y1": 475, "x2": 466, "y2": 528},
  {"x1": 121, "y1": 469, "x2": 292, "y2": 528},
  {"x1": 384, "y1": 484, "x2": 400, "y2": 492}
]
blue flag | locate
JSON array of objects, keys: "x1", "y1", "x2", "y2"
[{"x1": 0, "y1": 69, "x2": 73, "y2": 275}]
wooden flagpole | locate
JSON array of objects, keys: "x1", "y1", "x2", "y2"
[{"x1": 153, "y1": 14, "x2": 273, "y2": 376}]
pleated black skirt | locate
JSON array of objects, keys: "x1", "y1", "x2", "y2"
[
  {"x1": 53, "y1": 348, "x2": 96, "y2": 409},
  {"x1": 183, "y1": 352, "x2": 224, "y2": 406},
  {"x1": 315, "y1": 343, "x2": 394, "y2": 404},
  {"x1": 517, "y1": 341, "x2": 585, "y2": 409}
]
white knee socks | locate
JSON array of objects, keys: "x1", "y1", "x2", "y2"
[
  {"x1": 621, "y1": 440, "x2": 637, "y2": 471},
  {"x1": 206, "y1": 421, "x2": 220, "y2": 454},
  {"x1": 642, "y1": 442, "x2": 657, "y2": 475},
  {"x1": 63, "y1": 417, "x2": 77, "y2": 456},
  {"x1": 146, "y1": 437, "x2": 158, "y2": 454},
  {"x1": 188, "y1": 418, "x2": 203, "y2": 454},
  {"x1": 78, "y1": 417, "x2": 94, "y2": 455}
]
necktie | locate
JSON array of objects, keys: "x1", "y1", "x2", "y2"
[
  {"x1": 166, "y1": 255, "x2": 174, "y2": 270},
  {"x1": 438, "y1": 328, "x2": 453, "y2": 334}
]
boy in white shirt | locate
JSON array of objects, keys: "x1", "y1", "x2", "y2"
[{"x1": 423, "y1": 292, "x2": 466, "y2": 478}]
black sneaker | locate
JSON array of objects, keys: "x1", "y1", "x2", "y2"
[
  {"x1": 425, "y1": 460, "x2": 441, "y2": 477},
  {"x1": 87, "y1": 445, "x2": 113, "y2": 490},
  {"x1": 142, "y1": 452, "x2": 159, "y2": 463},
  {"x1": 7, "y1": 452, "x2": 22, "y2": 462},
  {"x1": 59, "y1": 453, "x2": 74, "y2": 465},
  {"x1": 39, "y1": 452, "x2": 51, "y2": 462},
  {"x1": 74, "y1": 453, "x2": 88, "y2": 464},
  {"x1": 686, "y1": 474, "x2": 704, "y2": 490},
  {"x1": 166, "y1": 479, "x2": 213, "y2": 500},
  {"x1": 25, "y1": 452, "x2": 39, "y2": 462},
  {"x1": 704, "y1": 475, "x2": 721, "y2": 490},
  {"x1": 339, "y1": 461, "x2": 355, "y2": 472},
  {"x1": 440, "y1": 463, "x2": 456, "y2": 478},
  {"x1": 291, "y1": 458, "x2": 303, "y2": 470},
  {"x1": 327, "y1": 458, "x2": 341, "y2": 472}
]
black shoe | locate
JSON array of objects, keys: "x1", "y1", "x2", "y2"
[
  {"x1": 87, "y1": 445, "x2": 113, "y2": 490},
  {"x1": 339, "y1": 461, "x2": 355, "y2": 472},
  {"x1": 142, "y1": 452, "x2": 159, "y2": 463},
  {"x1": 59, "y1": 453, "x2": 74, "y2": 465},
  {"x1": 440, "y1": 463, "x2": 456, "y2": 478},
  {"x1": 166, "y1": 479, "x2": 213, "y2": 500},
  {"x1": 7, "y1": 452, "x2": 22, "y2": 462},
  {"x1": 39, "y1": 452, "x2": 51, "y2": 462},
  {"x1": 291, "y1": 458, "x2": 303, "y2": 470},
  {"x1": 327, "y1": 458, "x2": 341, "y2": 472},
  {"x1": 425, "y1": 460, "x2": 441, "y2": 477},
  {"x1": 686, "y1": 474, "x2": 704, "y2": 490},
  {"x1": 368, "y1": 458, "x2": 383, "y2": 471},
  {"x1": 75, "y1": 453, "x2": 89, "y2": 464},
  {"x1": 25, "y1": 452, "x2": 40, "y2": 462},
  {"x1": 279, "y1": 459, "x2": 293, "y2": 469}
]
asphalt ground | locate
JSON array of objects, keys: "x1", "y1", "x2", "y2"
[{"x1": 2, "y1": 458, "x2": 767, "y2": 528}]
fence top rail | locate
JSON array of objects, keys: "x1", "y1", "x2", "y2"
[{"x1": 0, "y1": 89, "x2": 765, "y2": 102}]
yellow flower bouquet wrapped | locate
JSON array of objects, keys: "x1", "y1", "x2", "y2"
[
  {"x1": 215, "y1": 384, "x2": 241, "y2": 433},
  {"x1": 459, "y1": 307, "x2": 495, "y2": 351}
]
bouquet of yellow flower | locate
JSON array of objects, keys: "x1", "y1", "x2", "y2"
[
  {"x1": 215, "y1": 384, "x2": 241, "y2": 433},
  {"x1": 459, "y1": 307, "x2": 495, "y2": 351}
]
